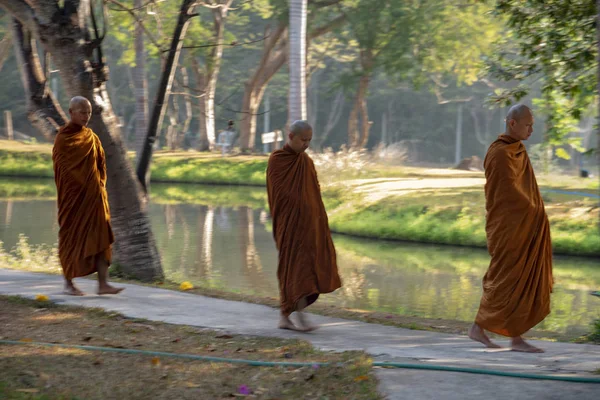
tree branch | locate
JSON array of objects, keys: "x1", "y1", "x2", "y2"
[
  {"x1": 308, "y1": 13, "x2": 345, "y2": 40},
  {"x1": 104, "y1": 0, "x2": 166, "y2": 53},
  {"x1": 0, "y1": 30, "x2": 13, "y2": 73},
  {"x1": 11, "y1": 18, "x2": 67, "y2": 139},
  {"x1": 0, "y1": 0, "x2": 38, "y2": 31},
  {"x1": 179, "y1": 35, "x2": 268, "y2": 50}
]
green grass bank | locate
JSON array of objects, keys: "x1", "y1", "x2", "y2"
[{"x1": 0, "y1": 140, "x2": 598, "y2": 256}]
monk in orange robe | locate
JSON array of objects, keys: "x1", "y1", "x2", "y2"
[
  {"x1": 469, "y1": 105, "x2": 552, "y2": 353},
  {"x1": 267, "y1": 120, "x2": 342, "y2": 332},
  {"x1": 52, "y1": 96, "x2": 123, "y2": 296}
]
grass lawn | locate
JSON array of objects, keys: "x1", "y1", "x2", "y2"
[{"x1": 0, "y1": 296, "x2": 380, "y2": 400}]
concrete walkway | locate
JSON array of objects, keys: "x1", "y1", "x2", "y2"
[{"x1": 1, "y1": 269, "x2": 599, "y2": 400}]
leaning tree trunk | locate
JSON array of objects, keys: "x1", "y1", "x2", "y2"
[
  {"x1": 288, "y1": 0, "x2": 308, "y2": 124},
  {"x1": 237, "y1": 14, "x2": 346, "y2": 151},
  {"x1": 348, "y1": 72, "x2": 371, "y2": 148},
  {"x1": 133, "y1": 0, "x2": 148, "y2": 162},
  {"x1": 0, "y1": 29, "x2": 12, "y2": 73},
  {"x1": 238, "y1": 23, "x2": 287, "y2": 151},
  {"x1": 4, "y1": 2, "x2": 163, "y2": 281},
  {"x1": 596, "y1": 0, "x2": 600, "y2": 233},
  {"x1": 348, "y1": 49, "x2": 373, "y2": 149},
  {"x1": 137, "y1": 0, "x2": 199, "y2": 190}
]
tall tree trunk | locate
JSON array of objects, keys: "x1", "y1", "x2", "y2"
[
  {"x1": 288, "y1": 0, "x2": 308, "y2": 124},
  {"x1": 179, "y1": 66, "x2": 193, "y2": 148},
  {"x1": 347, "y1": 49, "x2": 373, "y2": 149},
  {"x1": 348, "y1": 71, "x2": 371, "y2": 148},
  {"x1": 316, "y1": 88, "x2": 344, "y2": 150},
  {"x1": 0, "y1": 29, "x2": 12, "y2": 74},
  {"x1": 166, "y1": 96, "x2": 179, "y2": 150},
  {"x1": 192, "y1": 58, "x2": 209, "y2": 151},
  {"x1": 133, "y1": 0, "x2": 148, "y2": 162},
  {"x1": 597, "y1": 0, "x2": 600, "y2": 193},
  {"x1": 6, "y1": 3, "x2": 163, "y2": 281},
  {"x1": 203, "y1": 3, "x2": 231, "y2": 150},
  {"x1": 307, "y1": 68, "x2": 320, "y2": 130},
  {"x1": 137, "y1": 0, "x2": 199, "y2": 190}
]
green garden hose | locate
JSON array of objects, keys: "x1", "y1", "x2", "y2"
[{"x1": 1, "y1": 340, "x2": 599, "y2": 384}]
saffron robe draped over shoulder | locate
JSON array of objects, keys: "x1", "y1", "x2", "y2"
[
  {"x1": 475, "y1": 134, "x2": 553, "y2": 337},
  {"x1": 267, "y1": 145, "x2": 342, "y2": 316},
  {"x1": 52, "y1": 123, "x2": 114, "y2": 280}
]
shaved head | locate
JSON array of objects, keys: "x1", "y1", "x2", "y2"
[
  {"x1": 69, "y1": 96, "x2": 93, "y2": 127},
  {"x1": 290, "y1": 120, "x2": 312, "y2": 136},
  {"x1": 70, "y1": 96, "x2": 91, "y2": 111},
  {"x1": 505, "y1": 104, "x2": 534, "y2": 141},
  {"x1": 288, "y1": 120, "x2": 313, "y2": 153},
  {"x1": 505, "y1": 104, "x2": 532, "y2": 127}
]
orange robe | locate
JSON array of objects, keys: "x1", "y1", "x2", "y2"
[
  {"x1": 52, "y1": 123, "x2": 114, "y2": 280},
  {"x1": 475, "y1": 134, "x2": 553, "y2": 337},
  {"x1": 267, "y1": 145, "x2": 342, "y2": 316}
]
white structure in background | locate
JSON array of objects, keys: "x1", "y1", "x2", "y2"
[{"x1": 261, "y1": 130, "x2": 283, "y2": 153}]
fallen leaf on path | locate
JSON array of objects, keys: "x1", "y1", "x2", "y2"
[
  {"x1": 185, "y1": 382, "x2": 201, "y2": 388},
  {"x1": 19, "y1": 338, "x2": 33, "y2": 342},
  {"x1": 35, "y1": 294, "x2": 49, "y2": 302},
  {"x1": 151, "y1": 357, "x2": 161, "y2": 366},
  {"x1": 180, "y1": 281, "x2": 194, "y2": 291}
]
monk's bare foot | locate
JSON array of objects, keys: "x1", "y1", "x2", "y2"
[
  {"x1": 468, "y1": 323, "x2": 502, "y2": 348},
  {"x1": 63, "y1": 285, "x2": 84, "y2": 296},
  {"x1": 97, "y1": 284, "x2": 124, "y2": 295},
  {"x1": 278, "y1": 315, "x2": 304, "y2": 331},
  {"x1": 511, "y1": 337, "x2": 544, "y2": 353},
  {"x1": 296, "y1": 312, "x2": 318, "y2": 332}
]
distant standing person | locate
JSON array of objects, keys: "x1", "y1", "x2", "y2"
[
  {"x1": 266, "y1": 120, "x2": 342, "y2": 331},
  {"x1": 217, "y1": 120, "x2": 236, "y2": 156},
  {"x1": 52, "y1": 96, "x2": 123, "y2": 296},
  {"x1": 469, "y1": 104, "x2": 552, "y2": 353}
]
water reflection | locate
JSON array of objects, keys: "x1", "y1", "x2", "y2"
[{"x1": 0, "y1": 198, "x2": 598, "y2": 336}]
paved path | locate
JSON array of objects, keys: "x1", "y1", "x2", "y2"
[{"x1": 1, "y1": 269, "x2": 599, "y2": 399}]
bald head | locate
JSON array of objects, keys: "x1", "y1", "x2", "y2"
[
  {"x1": 288, "y1": 120, "x2": 313, "y2": 153},
  {"x1": 290, "y1": 120, "x2": 312, "y2": 136},
  {"x1": 69, "y1": 96, "x2": 92, "y2": 127},
  {"x1": 70, "y1": 96, "x2": 91, "y2": 111},
  {"x1": 505, "y1": 104, "x2": 534, "y2": 141},
  {"x1": 506, "y1": 104, "x2": 531, "y2": 126}
]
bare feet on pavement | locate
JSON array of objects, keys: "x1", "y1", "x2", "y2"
[
  {"x1": 278, "y1": 315, "x2": 303, "y2": 331},
  {"x1": 511, "y1": 337, "x2": 544, "y2": 353},
  {"x1": 468, "y1": 323, "x2": 502, "y2": 348},
  {"x1": 296, "y1": 311, "x2": 318, "y2": 332},
  {"x1": 97, "y1": 284, "x2": 125, "y2": 295},
  {"x1": 63, "y1": 284, "x2": 84, "y2": 296}
]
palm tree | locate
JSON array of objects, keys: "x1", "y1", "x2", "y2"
[{"x1": 288, "y1": 0, "x2": 308, "y2": 124}]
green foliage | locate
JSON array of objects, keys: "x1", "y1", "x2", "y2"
[
  {"x1": 338, "y1": 0, "x2": 501, "y2": 88},
  {"x1": 489, "y1": 0, "x2": 597, "y2": 120}
]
